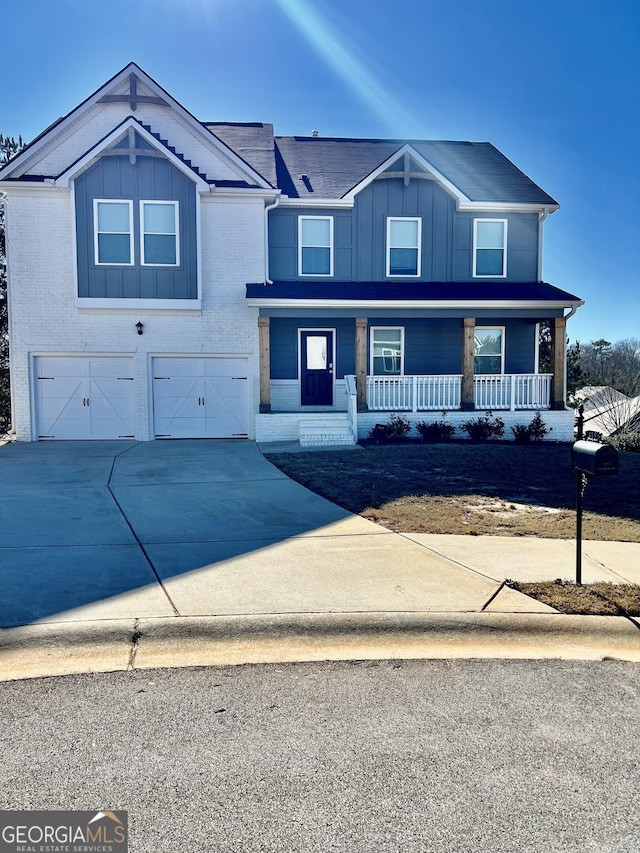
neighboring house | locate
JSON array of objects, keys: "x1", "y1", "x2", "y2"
[
  {"x1": 0, "y1": 63, "x2": 583, "y2": 445},
  {"x1": 573, "y1": 387, "x2": 640, "y2": 439},
  {"x1": 571, "y1": 385, "x2": 629, "y2": 412}
]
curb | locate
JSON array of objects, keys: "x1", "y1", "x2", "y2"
[{"x1": 2, "y1": 611, "x2": 640, "y2": 682}]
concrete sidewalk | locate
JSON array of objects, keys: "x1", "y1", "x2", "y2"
[{"x1": 1, "y1": 439, "x2": 640, "y2": 680}]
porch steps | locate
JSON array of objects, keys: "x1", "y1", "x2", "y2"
[{"x1": 298, "y1": 415, "x2": 356, "y2": 448}]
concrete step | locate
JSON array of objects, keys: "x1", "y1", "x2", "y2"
[{"x1": 298, "y1": 415, "x2": 355, "y2": 447}]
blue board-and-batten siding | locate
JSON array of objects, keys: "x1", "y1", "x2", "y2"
[
  {"x1": 75, "y1": 155, "x2": 197, "y2": 299},
  {"x1": 268, "y1": 317, "x2": 537, "y2": 379},
  {"x1": 268, "y1": 177, "x2": 539, "y2": 283}
]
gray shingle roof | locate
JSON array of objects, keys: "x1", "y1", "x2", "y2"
[
  {"x1": 204, "y1": 122, "x2": 277, "y2": 188},
  {"x1": 272, "y1": 137, "x2": 558, "y2": 203}
]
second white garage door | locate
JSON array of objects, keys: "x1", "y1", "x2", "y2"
[{"x1": 152, "y1": 357, "x2": 249, "y2": 439}]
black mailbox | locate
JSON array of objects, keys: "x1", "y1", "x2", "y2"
[{"x1": 572, "y1": 440, "x2": 618, "y2": 476}]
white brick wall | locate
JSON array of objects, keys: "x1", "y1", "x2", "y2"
[
  {"x1": 6, "y1": 187, "x2": 265, "y2": 441},
  {"x1": 270, "y1": 380, "x2": 348, "y2": 412}
]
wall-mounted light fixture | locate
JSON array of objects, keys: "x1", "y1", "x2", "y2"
[{"x1": 136, "y1": 321, "x2": 144, "y2": 335}]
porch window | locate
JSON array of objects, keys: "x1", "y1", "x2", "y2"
[
  {"x1": 371, "y1": 327, "x2": 404, "y2": 375},
  {"x1": 94, "y1": 200, "x2": 134, "y2": 265},
  {"x1": 473, "y1": 219, "x2": 507, "y2": 277},
  {"x1": 141, "y1": 201, "x2": 179, "y2": 266},
  {"x1": 474, "y1": 327, "x2": 504, "y2": 374},
  {"x1": 387, "y1": 217, "x2": 421, "y2": 277},
  {"x1": 299, "y1": 216, "x2": 333, "y2": 276}
]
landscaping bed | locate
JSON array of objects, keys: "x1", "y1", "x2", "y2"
[{"x1": 507, "y1": 580, "x2": 640, "y2": 616}]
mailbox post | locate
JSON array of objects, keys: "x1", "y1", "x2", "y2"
[{"x1": 571, "y1": 440, "x2": 618, "y2": 584}]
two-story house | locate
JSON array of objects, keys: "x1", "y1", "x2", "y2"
[{"x1": 0, "y1": 63, "x2": 582, "y2": 446}]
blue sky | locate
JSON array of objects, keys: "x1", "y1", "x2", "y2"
[{"x1": 3, "y1": 0, "x2": 639, "y2": 345}]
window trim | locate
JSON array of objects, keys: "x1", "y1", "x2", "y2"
[
  {"x1": 473, "y1": 218, "x2": 508, "y2": 278},
  {"x1": 298, "y1": 215, "x2": 334, "y2": 277},
  {"x1": 474, "y1": 325, "x2": 506, "y2": 375},
  {"x1": 386, "y1": 217, "x2": 422, "y2": 278},
  {"x1": 140, "y1": 200, "x2": 180, "y2": 267},
  {"x1": 369, "y1": 326, "x2": 405, "y2": 376},
  {"x1": 93, "y1": 199, "x2": 134, "y2": 267}
]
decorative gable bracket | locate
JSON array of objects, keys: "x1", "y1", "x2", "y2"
[
  {"x1": 97, "y1": 72, "x2": 169, "y2": 112},
  {"x1": 374, "y1": 152, "x2": 435, "y2": 187}
]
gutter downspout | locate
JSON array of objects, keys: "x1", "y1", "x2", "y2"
[
  {"x1": 264, "y1": 193, "x2": 281, "y2": 284},
  {"x1": 0, "y1": 190, "x2": 16, "y2": 439}
]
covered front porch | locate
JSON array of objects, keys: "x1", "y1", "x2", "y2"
[{"x1": 256, "y1": 315, "x2": 569, "y2": 415}]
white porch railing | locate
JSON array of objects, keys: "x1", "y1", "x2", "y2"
[
  {"x1": 367, "y1": 375, "x2": 462, "y2": 411},
  {"x1": 366, "y1": 374, "x2": 552, "y2": 412},
  {"x1": 474, "y1": 374, "x2": 552, "y2": 410}
]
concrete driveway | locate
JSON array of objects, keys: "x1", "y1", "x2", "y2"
[{"x1": 0, "y1": 440, "x2": 507, "y2": 629}]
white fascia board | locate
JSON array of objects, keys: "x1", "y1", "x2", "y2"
[
  {"x1": 0, "y1": 62, "x2": 273, "y2": 190},
  {"x1": 207, "y1": 187, "x2": 281, "y2": 199},
  {"x1": 459, "y1": 201, "x2": 561, "y2": 213},
  {"x1": 0, "y1": 182, "x2": 68, "y2": 193},
  {"x1": 278, "y1": 198, "x2": 354, "y2": 209},
  {"x1": 246, "y1": 298, "x2": 585, "y2": 310},
  {"x1": 55, "y1": 119, "x2": 209, "y2": 191},
  {"x1": 342, "y1": 143, "x2": 472, "y2": 204},
  {"x1": 76, "y1": 298, "x2": 201, "y2": 310}
]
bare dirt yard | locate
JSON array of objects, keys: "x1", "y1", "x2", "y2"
[{"x1": 265, "y1": 442, "x2": 640, "y2": 542}]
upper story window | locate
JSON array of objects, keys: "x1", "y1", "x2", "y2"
[
  {"x1": 141, "y1": 201, "x2": 179, "y2": 266},
  {"x1": 474, "y1": 326, "x2": 504, "y2": 374},
  {"x1": 370, "y1": 326, "x2": 404, "y2": 376},
  {"x1": 473, "y1": 219, "x2": 507, "y2": 278},
  {"x1": 387, "y1": 217, "x2": 421, "y2": 277},
  {"x1": 94, "y1": 200, "x2": 134, "y2": 266},
  {"x1": 94, "y1": 199, "x2": 179, "y2": 267},
  {"x1": 299, "y1": 216, "x2": 333, "y2": 276}
]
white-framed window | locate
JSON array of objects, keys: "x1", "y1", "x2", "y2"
[
  {"x1": 473, "y1": 219, "x2": 507, "y2": 278},
  {"x1": 141, "y1": 201, "x2": 179, "y2": 266},
  {"x1": 94, "y1": 199, "x2": 134, "y2": 265},
  {"x1": 370, "y1": 326, "x2": 404, "y2": 376},
  {"x1": 386, "y1": 217, "x2": 421, "y2": 277},
  {"x1": 298, "y1": 216, "x2": 333, "y2": 276},
  {"x1": 474, "y1": 326, "x2": 505, "y2": 374}
]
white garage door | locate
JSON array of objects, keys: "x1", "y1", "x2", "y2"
[
  {"x1": 35, "y1": 357, "x2": 135, "y2": 440},
  {"x1": 152, "y1": 357, "x2": 249, "y2": 439}
]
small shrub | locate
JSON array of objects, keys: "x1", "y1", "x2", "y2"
[
  {"x1": 608, "y1": 432, "x2": 640, "y2": 453},
  {"x1": 511, "y1": 412, "x2": 552, "y2": 444},
  {"x1": 460, "y1": 411, "x2": 505, "y2": 442},
  {"x1": 415, "y1": 419, "x2": 456, "y2": 442},
  {"x1": 368, "y1": 414, "x2": 411, "y2": 443}
]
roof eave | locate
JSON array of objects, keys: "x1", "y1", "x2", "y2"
[{"x1": 246, "y1": 297, "x2": 585, "y2": 310}]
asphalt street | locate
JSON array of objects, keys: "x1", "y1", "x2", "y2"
[{"x1": 1, "y1": 660, "x2": 639, "y2": 852}]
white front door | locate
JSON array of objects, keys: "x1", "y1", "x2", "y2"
[
  {"x1": 152, "y1": 358, "x2": 249, "y2": 439},
  {"x1": 35, "y1": 357, "x2": 135, "y2": 440}
]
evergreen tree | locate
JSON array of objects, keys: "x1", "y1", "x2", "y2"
[
  {"x1": 537, "y1": 320, "x2": 582, "y2": 399},
  {"x1": 1, "y1": 134, "x2": 24, "y2": 436}
]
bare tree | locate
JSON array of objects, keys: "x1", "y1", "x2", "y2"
[{"x1": 580, "y1": 386, "x2": 640, "y2": 448}]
